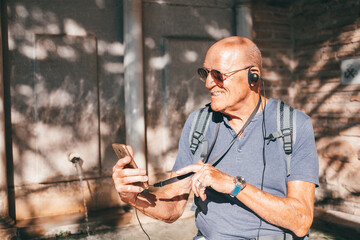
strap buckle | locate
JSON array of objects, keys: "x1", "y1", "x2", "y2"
[
  {"x1": 190, "y1": 130, "x2": 205, "y2": 153},
  {"x1": 281, "y1": 128, "x2": 292, "y2": 154}
]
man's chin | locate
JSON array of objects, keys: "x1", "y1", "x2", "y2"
[{"x1": 210, "y1": 102, "x2": 225, "y2": 112}]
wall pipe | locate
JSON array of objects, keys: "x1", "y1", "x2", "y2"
[
  {"x1": 123, "y1": 0, "x2": 147, "y2": 169},
  {"x1": 235, "y1": 0, "x2": 253, "y2": 39},
  {"x1": 0, "y1": 1, "x2": 10, "y2": 223},
  {"x1": 0, "y1": 3, "x2": 16, "y2": 239}
]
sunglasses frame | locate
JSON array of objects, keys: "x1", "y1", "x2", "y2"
[{"x1": 197, "y1": 66, "x2": 252, "y2": 82}]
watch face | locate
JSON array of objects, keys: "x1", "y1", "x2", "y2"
[
  {"x1": 235, "y1": 176, "x2": 246, "y2": 186},
  {"x1": 230, "y1": 176, "x2": 246, "y2": 197}
]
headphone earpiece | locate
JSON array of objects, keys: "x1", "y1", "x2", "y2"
[{"x1": 248, "y1": 66, "x2": 260, "y2": 87}]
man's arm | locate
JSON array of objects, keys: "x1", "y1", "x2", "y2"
[
  {"x1": 237, "y1": 180, "x2": 315, "y2": 237},
  {"x1": 112, "y1": 147, "x2": 192, "y2": 223},
  {"x1": 176, "y1": 161, "x2": 315, "y2": 237}
]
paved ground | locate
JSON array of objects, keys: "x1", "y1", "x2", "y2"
[
  {"x1": 16, "y1": 204, "x2": 359, "y2": 240},
  {"x1": 43, "y1": 214, "x2": 360, "y2": 240},
  {"x1": 62, "y1": 216, "x2": 198, "y2": 240}
]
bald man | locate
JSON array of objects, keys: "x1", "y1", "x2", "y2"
[{"x1": 112, "y1": 36, "x2": 319, "y2": 240}]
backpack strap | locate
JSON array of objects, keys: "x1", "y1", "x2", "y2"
[
  {"x1": 189, "y1": 104, "x2": 215, "y2": 212},
  {"x1": 189, "y1": 104, "x2": 212, "y2": 156},
  {"x1": 266, "y1": 100, "x2": 296, "y2": 176}
]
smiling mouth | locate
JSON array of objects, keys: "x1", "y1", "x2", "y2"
[{"x1": 210, "y1": 90, "x2": 225, "y2": 96}]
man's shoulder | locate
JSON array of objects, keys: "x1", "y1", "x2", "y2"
[
  {"x1": 268, "y1": 98, "x2": 310, "y2": 122},
  {"x1": 183, "y1": 104, "x2": 213, "y2": 133},
  {"x1": 187, "y1": 103, "x2": 216, "y2": 123}
]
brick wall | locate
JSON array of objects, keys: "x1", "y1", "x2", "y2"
[
  {"x1": 251, "y1": 1, "x2": 293, "y2": 103},
  {"x1": 291, "y1": 0, "x2": 360, "y2": 216},
  {"x1": 252, "y1": 0, "x2": 360, "y2": 216}
]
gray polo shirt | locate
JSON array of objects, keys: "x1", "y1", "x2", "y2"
[{"x1": 172, "y1": 98, "x2": 319, "y2": 239}]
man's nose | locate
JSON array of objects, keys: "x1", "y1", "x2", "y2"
[
  {"x1": 205, "y1": 73, "x2": 216, "y2": 89},
  {"x1": 205, "y1": 73, "x2": 222, "y2": 89}
]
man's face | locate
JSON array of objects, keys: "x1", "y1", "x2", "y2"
[{"x1": 202, "y1": 47, "x2": 252, "y2": 116}]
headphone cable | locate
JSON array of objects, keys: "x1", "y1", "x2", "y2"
[
  {"x1": 135, "y1": 190, "x2": 151, "y2": 240},
  {"x1": 257, "y1": 80, "x2": 268, "y2": 239}
]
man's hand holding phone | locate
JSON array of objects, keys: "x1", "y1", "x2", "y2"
[{"x1": 112, "y1": 144, "x2": 149, "y2": 196}]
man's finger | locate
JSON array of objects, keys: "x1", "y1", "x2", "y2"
[
  {"x1": 113, "y1": 168, "x2": 147, "y2": 177},
  {"x1": 114, "y1": 183, "x2": 143, "y2": 193},
  {"x1": 200, "y1": 191, "x2": 207, "y2": 201},
  {"x1": 175, "y1": 163, "x2": 203, "y2": 175},
  {"x1": 192, "y1": 178, "x2": 200, "y2": 197},
  {"x1": 125, "y1": 145, "x2": 134, "y2": 156},
  {"x1": 113, "y1": 156, "x2": 133, "y2": 170},
  {"x1": 121, "y1": 175, "x2": 149, "y2": 185}
]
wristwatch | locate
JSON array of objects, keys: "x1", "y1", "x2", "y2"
[{"x1": 230, "y1": 176, "x2": 247, "y2": 197}]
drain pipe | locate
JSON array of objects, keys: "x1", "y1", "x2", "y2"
[
  {"x1": 0, "y1": 3, "x2": 15, "y2": 236},
  {"x1": 0, "y1": 18, "x2": 8, "y2": 224},
  {"x1": 123, "y1": 0, "x2": 146, "y2": 169},
  {"x1": 235, "y1": 0, "x2": 253, "y2": 39},
  {"x1": 0, "y1": 2, "x2": 9, "y2": 220}
]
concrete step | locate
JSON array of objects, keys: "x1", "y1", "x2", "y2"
[
  {"x1": 14, "y1": 201, "x2": 196, "y2": 239},
  {"x1": 6, "y1": 205, "x2": 360, "y2": 239}
]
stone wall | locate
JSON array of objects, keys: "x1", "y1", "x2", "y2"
[{"x1": 252, "y1": 0, "x2": 360, "y2": 216}]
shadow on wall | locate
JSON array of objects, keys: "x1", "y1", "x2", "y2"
[
  {"x1": 140, "y1": 2, "x2": 234, "y2": 178},
  {"x1": 3, "y1": 0, "x2": 229, "y2": 224},
  {"x1": 4, "y1": 0, "x2": 127, "y2": 221},
  {"x1": 250, "y1": 0, "x2": 360, "y2": 214},
  {"x1": 289, "y1": 0, "x2": 360, "y2": 213},
  {"x1": 3, "y1": 0, "x2": 360, "y2": 227}
]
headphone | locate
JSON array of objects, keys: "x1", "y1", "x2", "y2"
[{"x1": 248, "y1": 66, "x2": 260, "y2": 87}]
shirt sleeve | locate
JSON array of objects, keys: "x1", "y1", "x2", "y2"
[{"x1": 287, "y1": 112, "x2": 319, "y2": 186}]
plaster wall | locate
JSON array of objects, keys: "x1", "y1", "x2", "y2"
[
  {"x1": 5, "y1": 0, "x2": 125, "y2": 219},
  {"x1": 4, "y1": 0, "x2": 236, "y2": 220},
  {"x1": 142, "y1": 0, "x2": 235, "y2": 181}
]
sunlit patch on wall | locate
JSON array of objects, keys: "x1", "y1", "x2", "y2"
[
  {"x1": 149, "y1": 53, "x2": 171, "y2": 70},
  {"x1": 183, "y1": 50, "x2": 198, "y2": 63},
  {"x1": 64, "y1": 18, "x2": 87, "y2": 36}
]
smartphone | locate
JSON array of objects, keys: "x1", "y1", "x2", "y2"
[{"x1": 112, "y1": 143, "x2": 149, "y2": 189}]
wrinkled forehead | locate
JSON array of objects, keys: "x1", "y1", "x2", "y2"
[{"x1": 204, "y1": 43, "x2": 246, "y2": 69}]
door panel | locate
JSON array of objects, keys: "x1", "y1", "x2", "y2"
[
  {"x1": 142, "y1": 1, "x2": 234, "y2": 180},
  {"x1": 31, "y1": 34, "x2": 99, "y2": 182},
  {"x1": 5, "y1": 0, "x2": 124, "y2": 218}
]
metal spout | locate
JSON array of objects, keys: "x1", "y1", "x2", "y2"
[{"x1": 68, "y1": 153, "x2": 83, "y2": 166}]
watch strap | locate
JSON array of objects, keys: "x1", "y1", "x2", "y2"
[
  {"x1": 230, "y1": 176, "x2": 246, "y2": 197},
  {"x1": 230, "y1": 184, "x2": 242, "y2": 197}
]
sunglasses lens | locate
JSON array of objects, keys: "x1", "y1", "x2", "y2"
[
  {"x1": 197, "y1": 68, "x2": 208, "y2": 81},
  {"x1": 197, "y1": 68, "x2": 224, "y2": 82},
  {"x1": 211, "y1": 70, "x2": 223, "y2": 81}
]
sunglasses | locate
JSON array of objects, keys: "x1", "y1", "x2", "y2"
[{"x1": 197, "y1": 66, "x2": 252, "y2": 82}]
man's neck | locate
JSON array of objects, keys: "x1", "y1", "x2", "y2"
[{"x1": 226, "y1": 94, "x2": 264, "y2": 133}]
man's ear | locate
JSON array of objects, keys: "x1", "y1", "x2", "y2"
[{"x1": 248, "y1": 66, "x2": 261, "y2": 87}]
